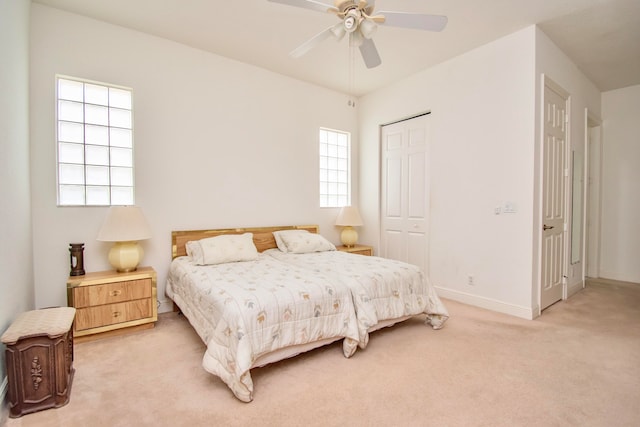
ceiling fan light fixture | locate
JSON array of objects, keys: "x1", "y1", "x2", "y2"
[
  {"x1": 359, "y1": 18, "x2": 377, "y2": 39},
  {"x1": 274, "y1": 0, "x2": 448, "y2": 70},
  {"x1": 343, "y1": 15, "x2": 357, "y2": 32},
  {"x1": 349, "y1": 30, "x2": 364, "y2": 47},
  {"x1": 331, "y1": 22, "x2": 347, "y2": 40}
]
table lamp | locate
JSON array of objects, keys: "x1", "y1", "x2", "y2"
[
  {"x1": 335, "y1": 206, "x2": 363, "y2": 247},
  {"x1": 97, "y1": 206, "x2": 152, "y2": 272}
]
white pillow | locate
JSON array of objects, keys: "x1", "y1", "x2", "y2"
[
  {"x1": 273, "y1": 230, "x2": 336, "y2": 254},
  {"x1": 186, "y1": 233, "x2": 258, "y2": 265},
  {"x1": 272, "y1": 230, "x2": 304, "y2": 253}
]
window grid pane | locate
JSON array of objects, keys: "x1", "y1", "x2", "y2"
[
  {"x1": 58, "y1": 121, "x2": 84, "y2": 143},
  {"x1": 58, "y1": 143, "x2": 84, "y2": 164},
  {"x1": 319, "y1": 128, "x2": 351, "y2": 208},
  {"x1": 56, "y1": 76, "x2": 134, "y2": 206},
  {"x1": 59, "y1": 185, "x2": 85, "y2": 205}
]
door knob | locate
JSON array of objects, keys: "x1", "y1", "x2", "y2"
[{"x1": 543, "y1": 225, "x2": 554, "y2": 230}]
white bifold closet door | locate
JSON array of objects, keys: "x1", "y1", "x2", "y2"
[{"x1": 380, "y1": 113, "x2": 430, "y2": 273}]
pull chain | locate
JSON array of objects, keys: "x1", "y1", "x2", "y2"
[{"x1": 347, "y1": 44, "x2": 356, "y2": 107}]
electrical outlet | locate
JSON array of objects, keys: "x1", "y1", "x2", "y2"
[{"x1": 467, "y1": 275, "x2": 474, "y2": 286}]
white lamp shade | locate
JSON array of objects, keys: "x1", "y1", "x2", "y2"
[
  {"x1": 97, "y1": 206, "x2": 152, "y2": 242},
  {"x1": 335, "y1": 206, "x2": 364, "y2": 226}
]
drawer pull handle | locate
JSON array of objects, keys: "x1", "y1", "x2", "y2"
[
  {"x1": 112, "y1": 311, "x2": 121, "y2": 318},
  {"x1": 110, "y1": 290, "x2": 122, "y2": 297}
]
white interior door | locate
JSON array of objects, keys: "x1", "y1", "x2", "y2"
[
  {"x1": 541, "y1": 78, "x2": 569, "y2": 310},
  {"x1": 380, "y1": 114, "x2": 430, "y2": 272}
]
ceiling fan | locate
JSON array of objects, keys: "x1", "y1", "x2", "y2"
[{"x1": 267, "y1": 0, "x2": 448, "y2": 69}]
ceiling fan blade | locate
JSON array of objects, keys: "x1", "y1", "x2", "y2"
[
  {"x1": 290, "y1": 26, "x2": 335, "y2": 58},
  {"x1": 359, "y1": 38, "x2": 382, "y2": 69},
  {"x1": 268, "y1": 0, "x2": 339, "y2": 14},
  {"x1": 377, "y1": 11, "x2": 448, "y2": 31},
  {"x1": 364, "y1": 0, "x2": 376, "y2": 15}
]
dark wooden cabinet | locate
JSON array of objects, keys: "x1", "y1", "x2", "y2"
[{"x1": 2, "y1": 307, "x2": 75, "y2": 418}]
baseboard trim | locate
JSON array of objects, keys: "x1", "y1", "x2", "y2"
[
  {"x1": 158, "y1": 299, "x2": 174, "y2": 314},
  {"x1": 596, "y1": 272, "x2": 640, "y2": 285},
  {"x1": 587, "y1": 277, "x2": 640, "y2": 287},
  {"x1": 567, "y1": 281, "x2": 584, "y2": 298},
  {"x1": 1, "y1": 376, "x2": 8, "y2": 425},
  {"x1": 435, "y1": 287, "x2": 537, "y2": 320}
]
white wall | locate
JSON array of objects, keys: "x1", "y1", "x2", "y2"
[
  {"x1": 358, "y1": 25, "x2": 603, "y2": 318},
  {"x1": 29, "y1": 4, "x2": 358, "y2": 312},
  {"x1": 534, "y1": 28, "x2": 602, "y2": 299},
  {"x1": 359, "y1": 27, "x2": 538, "y2": 318},
  {"x1": 600, "y1": 85, "x2": 640, "y2": 283},
  {"x1": 0, "y1": 0, "x2": 33, "y2": 416}
]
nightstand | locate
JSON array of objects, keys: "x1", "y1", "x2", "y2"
[
  {"x1": 336, "y1": 244, "x2": 373, "y2": 256},
  {"x1": 67, "y1": 267, "x2": 157, "y2": 342}
]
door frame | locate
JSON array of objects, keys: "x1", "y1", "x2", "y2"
[{"x1": 584, "y1": 109, "x2": 603, "y2": 279}]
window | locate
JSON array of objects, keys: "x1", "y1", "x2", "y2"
[
  {"x1": 319, "y1": 128, "x2": 351, "y2": 208},
  {"x1": 56, "y1": 76, "x2": 134, "y2": 206}
]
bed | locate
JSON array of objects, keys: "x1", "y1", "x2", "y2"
[
  {"x1": 264, "y1": 229, "x2": 449, "y2": 348},
  {"x1": 166, "y1": 225, "x2": 360, "y2": 402}
]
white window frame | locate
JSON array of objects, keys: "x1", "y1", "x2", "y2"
[
  {"x1": 56, "y1": 75, "x2": 135, "y2": 206},
  {"x1": 319, "y1": 127, "x2": 351, "y2": 208}
]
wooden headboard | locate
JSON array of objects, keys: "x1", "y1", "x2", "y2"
[{"x1": 171, "y1": 225, "x2": 319, "y2": 259}]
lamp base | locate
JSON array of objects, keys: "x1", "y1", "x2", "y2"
[
  {"x1": 108, "y1": 241, "x2": 144, "y2": 273},
  {"x1": 340, "y1": 226, "x2": 358, "y2": 248}
]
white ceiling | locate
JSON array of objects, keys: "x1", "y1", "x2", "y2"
[{"x1": 33, "y1": 0, "x2": 640, "y2": 96}]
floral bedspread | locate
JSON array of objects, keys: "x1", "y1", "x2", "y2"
[
  {"x1": 265, "y1": 249, "x2": 449, "y2": 348},
  {"x1": 166, "y1": 254, "x2": 359, "y2": 402}
]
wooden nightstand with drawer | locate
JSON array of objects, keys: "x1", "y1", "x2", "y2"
[
  {"x1": 67, "y1": 267, "x2": 157, "y2": 342},
  {"x1": 336, "y1": 244, "x2": 374, "y2": 256}
]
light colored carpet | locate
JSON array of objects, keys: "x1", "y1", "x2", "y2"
[{"x1": 5, "y1": 279, "x2": 640, "y2": 427}]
